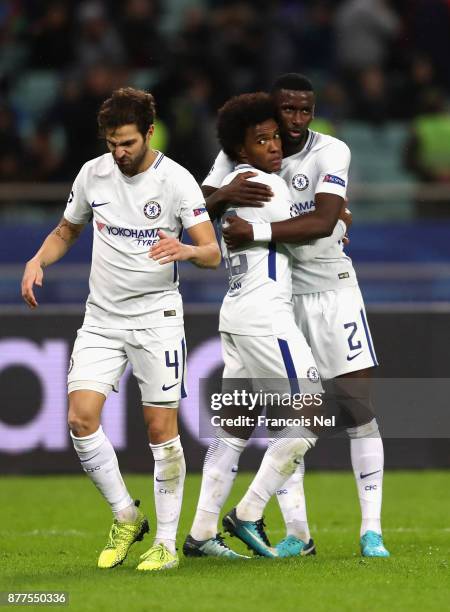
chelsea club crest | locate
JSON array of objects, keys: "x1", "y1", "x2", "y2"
[
  {"x1": 307, "y1": 366, "x2": 320, "y2": 382},
  {"x1": 292, "y1": 174, "x2": 309, "y2": 191},
  {"x1": 144, "y1": 201, "x2": 161, "y2": 219}
]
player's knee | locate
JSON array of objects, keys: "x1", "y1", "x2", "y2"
[
  {"x1": 147, "y1": 423, "x2": 167, "y2": 444},
  {"x1": 144, "y1": 403, "x2": 178, "y2": 443},
  {"x1": 68, "y1": 415, "x2": 98, "y2": 437},
  {"x1": 67, "y1": 405, "x2": 99, "y2": 437},
  {"x1": 267, "y1": 436, "x2": 316, "y2": 475},
  {"x1": 347, "y1": 418, "x2": 380, "y2": 439},
  {"x1": 68, "y1": 415, "x2": 97, "y2": 437},
  {"x1": 67, "y1": 388, "x2": 105, "y2": 436},
  {"x1": 146, "y1": 415, "x2": 176, "y2": 444}
]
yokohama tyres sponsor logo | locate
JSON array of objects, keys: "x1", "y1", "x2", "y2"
[{"x1": 105, "y1": 225, "x2": 159, "y2": 239}]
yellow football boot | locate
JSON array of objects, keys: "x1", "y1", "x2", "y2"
[
  {"x1": 136, "y1": 543, "x2": 179, "y2": 571},
  {"x1": 97, "y1": 503, "x2": 149, "y2": 569}
]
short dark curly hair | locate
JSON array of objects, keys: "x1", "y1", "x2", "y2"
[
  {"x1": 271, "y1": 73, "x2": 314, "y2": 93},
  {"x1": 217, "y1": 92, "x2": 277, "y2": 162},
  {"x1": 97, "y1": 87, "x2": 156, "y2": 138}
]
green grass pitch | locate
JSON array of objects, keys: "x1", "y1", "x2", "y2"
[{"x1": 1, "y1": 471, "x2": 449, "y2": 612}]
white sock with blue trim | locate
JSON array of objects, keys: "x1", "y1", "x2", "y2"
[
  {"x1": 150, "y1": 435, "x2": 186, "y2": 554},
  {"x1": 237, "y1": 436, "x2": 315, "y2": 521},
  {"x1": 71, "y1": 426, "x2": 136, "y2": 522},
  {"x1": 348, "y1": 419, "x2": 384, "y2": 536},
  {"x1": 190, "y1": 437, "x2": 247, "y2": 541},
  {"x1": 276, "y1": 459, "x2": 311, "y2": 542}
]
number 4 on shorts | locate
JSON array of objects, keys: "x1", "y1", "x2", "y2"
[{"x1": 165, "y1": 350, "x2": 179, "y2": 379}]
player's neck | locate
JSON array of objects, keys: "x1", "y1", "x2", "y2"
[
  {"x1": 123, "y1": 148, "x2": 158, "y2": 177},
  {"x1": 136, "y1": 148, "x2": 158, "y2": 175},
  {"x1": 282, "y1": 132, "x2": 309, "y2": 158}
]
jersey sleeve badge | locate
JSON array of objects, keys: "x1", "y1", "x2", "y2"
[{"x1": 323, "y1": 174, "x2": 346, "y2": 187}]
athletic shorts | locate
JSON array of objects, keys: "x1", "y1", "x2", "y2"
[
  {"x1": 221, "y1": 320, "x2": 323, "y2": 396},
  {"x1": 68, "y1": 325, "x2": 187, "y2": 405},
  {"x1": 293, "y1": 286, "x2": 378, "y2": 379}
]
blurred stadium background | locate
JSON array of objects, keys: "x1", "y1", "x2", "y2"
[{"x1": 1, "y1": 0, "x2": 450, "y2": 472}]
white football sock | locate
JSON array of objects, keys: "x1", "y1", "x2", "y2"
[
  {"x1": 150, "y1": 435, "x2": 186, "y2": 555},
  {"x1": 348, "y1": 419, "x2": 384, "y2": 536},
  {"x1": 190, "y1": 437, "x2": 247, "y2": 541},
  {"x1": 237, "y1": 436, "x2": 315, "y2": 522},
  {"x1": 71, "y1": 426, "x2": 135, "y2": 521},
  {"x1": 276, "y1": 458, "x2": 311, "y2": 542}
]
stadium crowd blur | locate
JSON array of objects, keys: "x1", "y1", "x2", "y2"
[{"x1": 1, "y1": 0, "x2": 450, "y2": 216}]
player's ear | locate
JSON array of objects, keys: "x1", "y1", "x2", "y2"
[
  {"x1": 238, "y1": 145, "x2": 248, "y2": 163},
  {"x1": 145, "y1": 124, "x2": 155, "y2": 144}
]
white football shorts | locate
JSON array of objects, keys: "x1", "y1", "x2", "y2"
[
  {"x1": 68, "y1": 324, "x2": 187, "y2": 405},
  {"x1": 221, "y1": 320, "x2": 323, "y2": 396},
  {"x1": 293, "y1": 286, "x2": 378, "y2": 379}
]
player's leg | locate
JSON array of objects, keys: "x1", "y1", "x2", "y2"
[
  {"x1": 128, "y1": 326, "x2": 186, "y2": 570},
  {"x1": 338, "y1": 368, "x2": 388, "y2": 557},
  {"x1": 224, "y1": 437, "x2": 316, "y2": 558},
  {"x1": 275, "y1": 300, "x2": 314, "y2": 553},
  {"x1": 140, "y1": 403, "x2": 184, "y2": 570},
  {"x1": 275, "y1": 459, "x2": 315, "y2": 555},
  {"x1": 222, "y1": 330, "x2": 320, "y2": 557},
  {"x1": 68, "y1": 327, "x2": 148, "y2": 569},
  {"x1": 298, "y1": 287, "x2": 389, "y2": 556},
  {"x1": 184, "y1": 332, "x2": 251, "y2": 559}
]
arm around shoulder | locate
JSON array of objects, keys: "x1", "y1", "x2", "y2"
[{"x1": 286, "y1": 219, "x2": 347, "y2": 263}]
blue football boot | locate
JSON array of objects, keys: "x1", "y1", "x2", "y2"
[
  {"x1": 183, "y1": 533, "x2": 250, "y2": 559},
  {"x1": 360, "y1": 531, "x2": 390, "y2": 557},
  {"x1": 275, "y1": 535, "x2": 316, "y2": 558},
  {"x1": 222, "y1": 508, "x2": 277, "y2": 558}
]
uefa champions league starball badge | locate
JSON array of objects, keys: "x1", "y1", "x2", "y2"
[
  {"x1": 144, "y1": 201, "x2": 161, "y2": 219},
  {"x1": 292, "y1": 173, "x2": 309, "y2": 191}
]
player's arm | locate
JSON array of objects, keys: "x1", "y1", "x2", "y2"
[
  {"x1": 286, "y1": 213, "x2": 350, "y2": 263},
  {"x1": 223, "y1": 192, "x2": 344, "y2": 249},
  {"x1": 272, "y1": 193, "x2": 352, "y2": 246},
  {"x1": 272, "y1": 192, "x2": 343, "y2": 242},
  {"x1": 150, "y1": 222, "x2": 221, "y2": 269},
  {"x1": 224, "y1": 139, "x2": 351, "y2": 249},
  {"x1": 203, "y1": 172, "x2": 273, "y2": 221},
  {"x1": 21, "y1": 216, "x2": 85, "y2": 309},
  {"x1": 202, "y1": 151, "x2": 273, "y2": 220}
]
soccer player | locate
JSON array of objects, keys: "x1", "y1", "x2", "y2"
[
  {"x1": 21, "y1": 87, "x2": 221, "y2": 571},
  {"x1": 202, "y1": 73, "x2": 389, "y2": 558},
  {"x1": 183, "y1": 92, "x2": 348, "y2": 559}
]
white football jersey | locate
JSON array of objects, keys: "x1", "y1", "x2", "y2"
[
  {"x1": 218, "y1": 165, "x2": 345, "y2": 336},
  {"x1": 204, "y1": 130, "x2": 358, "y2": 294},
  {"x1": 64, "y1": 151, "x2": 210, "y2": 329}
]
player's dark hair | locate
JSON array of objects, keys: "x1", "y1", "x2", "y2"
[
  {"x1": 271, "y1": 73, "x2": 314, "y2": 93},
  {"x1": 217, "y1": 92, "x2": 277, "y2": 162},
  {"x1": 97, "y1": 87, "x2": 156, "y2": 138}
]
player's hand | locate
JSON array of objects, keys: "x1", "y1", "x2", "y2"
[
  {"x1": 339, "y1": 204, "x2": 352, "y2": 245},
  {"x1": 222, "y1": 216, "x2": 253, "y2": 250},
  {"x1": 221, "y1": 171, "x2": 273, "y2": 207},
  {"x1": 340, "y1": 206, "x2": 352, "y2": 229},
  {"x1": 149, "y1": 230, "x2": 194, "y2": 264},
  {"x1": 21, "y1": 258, "x2": 44, "y2": 309}
]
